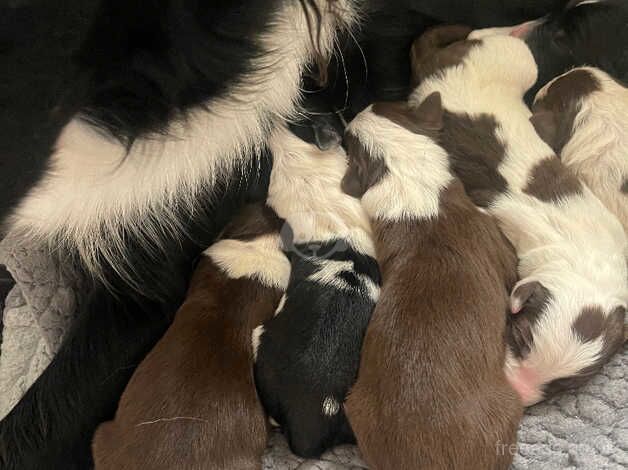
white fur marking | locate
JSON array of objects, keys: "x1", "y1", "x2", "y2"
[
  {"x1": 251, "y1": 325, "x2": 265, "y2": 362},
  {"x1": 322, "y1": 396, "x2": 340, "y2": 416},
  {"x1": 274, "y1": 294, "x2": 287, "y2": 317},
  {"x1": 205, "y1": 235, "x2": 290, "y2": 289}
]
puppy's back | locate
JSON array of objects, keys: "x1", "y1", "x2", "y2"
[
  {"x1": 92, "y1": 204, "x2": 289, "y2": 470},
  {"x1": 342, "y1": 102, "x2": 522, "y2": 469}
]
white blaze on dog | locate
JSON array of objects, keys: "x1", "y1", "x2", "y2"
[
  {"x1": 9, "y1": 0, "x2": 356, "y2": 286},
  {"x1": 410, "y1": 34, "x2": 628, "y2": 405}
]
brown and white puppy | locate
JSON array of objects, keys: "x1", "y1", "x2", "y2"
[
  {"x1": 410, "y1": 29, "x2": 628, "y2": 406},
  {"x1": 91, "y1": 203, "x2": 290, "y2": 470},
  {"x1": 342, "y1": 95, "x2": 522, "y2": 469},
  {"x1": 532, "y1": 66, "x2": 628, "y2": 234}
]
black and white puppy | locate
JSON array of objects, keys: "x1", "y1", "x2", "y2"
[
  {"x1": 0, "y1": 2, "x2": 355, "y2": 468},
  {"x1": 469, "y1": 0, "x2": 628, "y2": 103},
  {"x1": 253, "y1": 125, "x2": 380, "y2": 458}
]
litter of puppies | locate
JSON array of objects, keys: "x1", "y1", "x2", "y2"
[{"x1": 2, "y1": 1, "x2": 627, "y2": 469}]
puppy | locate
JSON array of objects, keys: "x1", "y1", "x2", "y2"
[
  {"x1": 531, "y1": 66, "x2": 628, "y2": 233},
  {"x1": 410, "y1": 30, "x2": 628, "y2": 405},
  {"x1": 469, "y1": 0, "x2": 628, "y2": 103},
  {"x1": 253, "y1": 125, "x2": 380, "y2": 458},
  {"x1": 91, "y1": 203, "x2": 289, "y2": 470},
  {"x1": 341, "y1": 95, "x2": 522, "y2": 469}
]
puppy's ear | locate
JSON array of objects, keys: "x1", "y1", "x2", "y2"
[
  {"x1": 530, "y1": 110, "x2": 558, "y2": 152},
  {"x1": 412, "y1": 92, "x2": 443, "y2": 131},
  {"x1": 510, "y1": 279, "x2": 549, "y2": 314},
  {"x1": 341, "y1": 161, "x2": 364, "y2": 198}
]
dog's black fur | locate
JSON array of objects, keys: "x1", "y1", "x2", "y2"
[
  {"x1": 254, "y1": 241, "x2": 380, "y2": 458},
  {"x1": 524, "y1": 0, "x2": 628, "y2": 103}
]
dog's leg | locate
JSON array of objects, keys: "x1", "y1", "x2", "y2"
[{"x1": 0, "y1": 284, "x2": 178, "y2": 470}]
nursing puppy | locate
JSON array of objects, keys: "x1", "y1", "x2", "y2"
[
  {"x1": 410, "y1": 30, "x2": 628, "y2": 405},
  {"x1": 531, "y1": 66, "x2": 628, "y2": 233},
  {"x1": 91, "y1": 203, "x2": 289, "y2": 470},
  {"x1": 341, "y1": 96, "x2": 522, "y2": 469},
  {"x1": 0, "y1": 1, "x2": 355, "y2": 468},
  {"x1": 469, "y1": 0, "x2": 628, "y2": 103},
  {"x1": 253, "y1": 126, "x2": 379, "y2": 458}
]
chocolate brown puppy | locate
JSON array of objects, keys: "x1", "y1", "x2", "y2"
[
  {"x1": 342, "y1": 95, "x2": 522, "y2": 470},
  {"x1": 92, "y1": 203, "x2": 290, "y2": 470}
]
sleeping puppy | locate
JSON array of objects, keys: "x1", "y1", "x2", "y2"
[
  {"x1": 469, "y1": 0, "x2": 628, "y2": 103},
  {"x1": 531, "y1": 66, "x2": 628, "y2": 233},
  {"x1": 410, "y1": 29, "x2": 628, "y2": 405},
  {"x1": 341, "y1": 95, "x2": 522, "y2": 469},
  {"x1": 92, "y1": 203, "x2": 289, "y2": 470},
  {"x1": 253, "y1": 125, "x2": 380, "y2": 458}
]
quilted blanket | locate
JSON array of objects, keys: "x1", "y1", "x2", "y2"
[{"x1": 1, "y1": 235, "x2": 626, "y2": 469}]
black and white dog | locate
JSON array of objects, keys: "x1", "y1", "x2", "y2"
[{"x1": 0, "y1": 1, "x2": 355, "y2": 468}]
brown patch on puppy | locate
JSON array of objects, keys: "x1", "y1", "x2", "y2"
[
  {"x1": 92, "y1": 205, "x2": 284, "y2": 470},
  {"x1": 410, "y1": 25, "x2": 478, "y2": 87},
  {"x1": 221, "y1": 203, "x2": 283, "y2": 241},
  {"x1": 572, "y1": 306, "x2": 606, "y2": 342},
  {"x1": 507, "y1": 282, "x2": 553, "y2": 359},
  {"x1": 523, "y1": 157, "x2": 583, "y2": 203},
  {"x1": 372, "y1": 95, "x2": 443, "y2": 134},
  {"x1": 438, "y1": 111, "x2": 509, "y2": 207},
  {"x1": 346, "y1": 175, "x2": 522, "y2": 468},
  {"x1": 531, "y1": 69, "x2": 601, "y2": 154},
  {"x1": 543, "y1": 305, "x2": 626, "y2": 399},
  {"x1": 621, "y1": 179, "x2": 628, "y2": 194},
  {"x1": 341, "y1": 133, "x2": 389, "y2": 198}
]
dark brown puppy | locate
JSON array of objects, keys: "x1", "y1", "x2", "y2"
[
  {"x1": 92, "y1": 203, "x2": 290, "y2": 470},
  {"x1": 342, "y1": 96, "x2": 522, "y2": 470}
]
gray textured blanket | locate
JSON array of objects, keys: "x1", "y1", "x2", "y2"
[{"x1": 1, "y1": 235, "x2": 626, "y2": 469}]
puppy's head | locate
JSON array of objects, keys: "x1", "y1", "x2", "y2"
[
  {"x1": 505, "y1": 276, "x2": 627, "y2": 405},
  {"x1": 411, "y1": 26, "x2": 538, "y2": 98},
  {"x1": 507, "y1": 0, "x2": 627, "y2": 103},
  {"x1": 530, "y1": 67, "x2": 626, "y2": 155},
  {"x1": 409, "y1": 25, "x2": 474, "y2": 86},
  {"x1": 341, "y1": 93, "x2": 444, "y2": 198}
]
